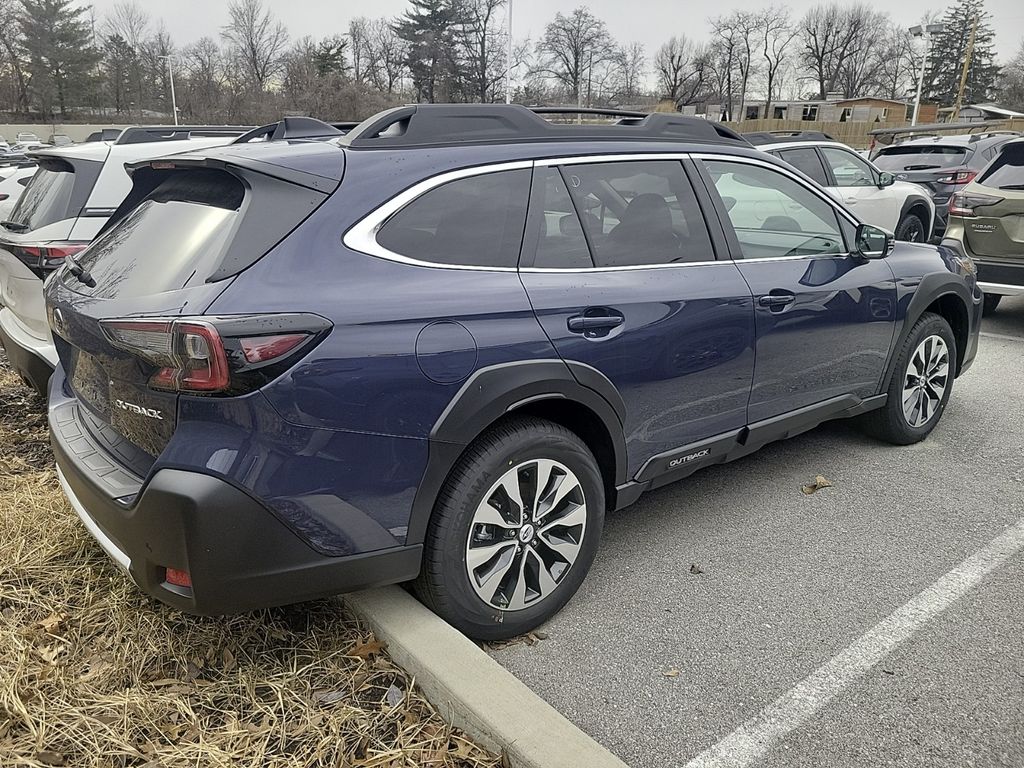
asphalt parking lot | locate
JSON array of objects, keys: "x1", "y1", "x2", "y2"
[{"x1": 489, "y1": 295, "x2": 1024, "y2": 768}]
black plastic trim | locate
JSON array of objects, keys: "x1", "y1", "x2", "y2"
[
  {"x1": 406, "y1": 359, "x2": 628, "y2": 546},
  {"x1": 0, "y1": 322, "x2": 53, "y2": 396},
  {"x1": 52, "y1": 414, "x2": 420, "y2": 615},
  {"x1": 898, "y1": 194, "x2": 935, "y2": 238}
]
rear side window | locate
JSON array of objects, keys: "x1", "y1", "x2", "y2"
[
  {"x1": 559, "y1": 160, "x2": 713, "y2": 267},
  {"x1": 873, "y1": 145, "x2": 968, "y2": 171},
  {"x1": 7, "y1": 160, "x2": 76, "y2": 229},
  {"x1": 529, "y1": 167, "x2": 593, "y2": 269},
  {"x1": 67, "y1": 170, "x2": 244, "y2": 299},
  {"x1": 377, "y1": 169, "x2": 530, "y2": 268},
  {"x1": 776, "y1": 148, "x2": 829, "y2": 186},
  {"x1": 978, "y1": 143, "x2": 1024, "y2": 188}
]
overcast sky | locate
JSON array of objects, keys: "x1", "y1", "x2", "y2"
[{"x1": 88, "y1": 0, "x2": 1024, "y2": 62}]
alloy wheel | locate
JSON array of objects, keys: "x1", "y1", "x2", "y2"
[
  {"x1": 902, "y1": 335, "x2": 949, "y2": 428},
  {"x1": 465, "y1": 459, "x2": 587, "y2": 611}
]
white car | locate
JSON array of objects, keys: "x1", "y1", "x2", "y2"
[
  {"x1": 746, "y1": 131, "x2": 936, "y2": 243},
  {"x1": 0, "y1": 167, "x2": 36, "y2": 221},
  {"x1": 0, "y1": 125, "x2": 250, "y2": 394}
]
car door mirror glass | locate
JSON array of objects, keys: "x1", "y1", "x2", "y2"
[
  {"x1": 855, "y1": 224, "x2": 892, "y2": 258},
  {"x1": 877, "y1": 171, "x2": 896, "y2": 188}
]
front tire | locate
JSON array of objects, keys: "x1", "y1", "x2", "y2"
[
  {"x1": 860, "y1": 312, "x2": 955, "y2": 445},
  {"x1": 894, "y1": 212, "x2": 927, "y2": 243},
  {"x1": 413, "y1": 416, "x2": 604, "y2": 640}
]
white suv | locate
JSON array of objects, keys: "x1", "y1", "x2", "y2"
[
  {"x1": 0, "y1": 125, "x2": 249, "y2": 394},
  {"x1": 746, "y1": 132, "x2": 936, "y2": 243}
]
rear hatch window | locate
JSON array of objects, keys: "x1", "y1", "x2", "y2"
[
  {"x1": 873, "y1": 146, "x2": 969, "y2": 172},
  {"x1": 63, "y1": 169, "x2": 244, "y2": 299},
  {"x1": 5, "y1": 159, "x2": 76, "y2": 229},
  {"x1": 977, "y1": 143, "x2": 1024, "y2": 189}
]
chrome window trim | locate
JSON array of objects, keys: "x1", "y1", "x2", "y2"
[
  {"x1": 520, "y1": 260, "x2": 726, "y2": 273},
  {"x1": 342, "y1": 159, "x2": 533, "y2": 273}
]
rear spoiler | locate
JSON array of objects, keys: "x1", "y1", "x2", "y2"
[{"x1": 232, "y1": 117, "x2": 353, "y2": 144}]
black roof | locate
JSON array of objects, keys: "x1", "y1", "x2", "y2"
[{"x1": 339, "y1": 104, "x2": 749, "y2": 149}]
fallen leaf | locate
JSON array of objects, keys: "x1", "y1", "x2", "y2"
[
  {"x1": 35, "y1": 751, "x2": 65, "y2": 766},
  {"x1": 347, "y1": 635, "x2": 386, "y2": 659},
  {"x1": 532, "y1": 630, "x2": 549, "y2": 640},
  {"x1": 689, "y1": 563, "x2": 704, "y2": 574},
  {"x1": 36, "y1": 612, "x2": 67, "y2": 634},
  {"x1": 384, "y1": 683, "x2": 403, "y2": 708},
  {"x1": 313, "y1": 689, "x2": 348, "y2": 706},
  {"x1": 662, "y1": 668, "x2": 680, "y2": 678},
  {"x1": 222, "y1": 647, "x2": 236, "y2": 672},
  {"x1": 801, "y1": 475, "x2": 833, "y2": 495}
]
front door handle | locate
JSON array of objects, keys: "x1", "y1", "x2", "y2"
[
  {"x1": 758, "y1": 294, "x2": 796, "y2": 311},
  {"x1": 567, "y1": 314, "x2": 625, "y2": 333}
]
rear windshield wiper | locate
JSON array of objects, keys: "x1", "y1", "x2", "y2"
[
  {"x1": 902, "y1": 164, "x2": 943, "y2": 171},
  {"x1": 66, "y1": 255, "x2": 96, "y2": 288},
  {"x1": 998, "y1": 184, "x2": 1024, "y2": 190},
  {"x1": 1, "y1": 219, "x2": 28, "y2": 232}
]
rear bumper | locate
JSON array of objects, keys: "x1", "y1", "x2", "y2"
[
  {"x1": 975, "y1": 260, "x2": 1024, "y2": 296},
  {"x1": 0, "y1": 306, "x2": 55, "y2": 395},
  {"x1": 49, "y1": 382, "x2": 422, "y2": 615}
]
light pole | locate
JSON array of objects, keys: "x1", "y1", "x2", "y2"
[
  {"x1": 909, "y1": 23, "x2": 945, "y2": 126},
  {"x1": 160, "y1": 55, "x2": 179, "y2": 126},
  {"x1": 505, "y1": 0, "x2": 513, "y2": 104}
]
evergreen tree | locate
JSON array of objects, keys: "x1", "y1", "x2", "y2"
[
  {"x1": 923, "y1": 0, "x2": 1000, "y2": 107},
  {"x1": 394, "y1": 0, "x2": 467, "y2": 103},
  {"x1": 20, "y1": 0, "x2": 100, "y2": 118}
]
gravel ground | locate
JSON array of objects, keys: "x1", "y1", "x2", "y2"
[{"x1": 489, "y1": 294, "x2": 1024, "y2": 768}]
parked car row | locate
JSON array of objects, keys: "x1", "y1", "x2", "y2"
[{"x1": 0, "y1": 107, "x2": 985, "y2": 640}]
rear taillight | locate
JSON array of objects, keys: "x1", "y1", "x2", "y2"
[
  {"x1": 98, "y1": 314, "x2": 330, "y2": 395},
  {"x1": 936, "y1": 170, "x2": 977, "y2": 185},
  {"x1": 0, "y1": 193, "x2": 8, "y2": 201},
  {"x1": 10, "y1": 242, "x2": 88, "y2": 274},
  {"x1": 948, "y1": 191, "x2": 1004, "y2": 218}
]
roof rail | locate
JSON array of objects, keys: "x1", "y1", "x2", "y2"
[
  {"x1": 967, "y1": 130, "x2": 1022, "y2": 143},
  {"x1": 743, "y1": 130, "x2": 837, "y2": 146},
  {"x1": 232, "y1": 116, "x2": 345, "y2": 144},
  {"x1": 340, "y1": 104, "x2": 748, "y2": 149},
  {"x1": 114, "y1": 125, "x2": 252, "y2": 145}
]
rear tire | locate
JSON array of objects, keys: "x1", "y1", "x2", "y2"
[
  {"x1": 860, "y1": 312, "x2": 955, "y2": 445},
  {"x1": 982, "y1": 293, "x2": 1002, "y2": 317},
  {"x1": 413, "y1": 416, "x2": 604, "y2": 640},
  {"x1": 894, "y1": 212, "x2": 927, "y2": 243}
]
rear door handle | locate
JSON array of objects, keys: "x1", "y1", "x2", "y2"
[
  {"x1": 758, "y1": 294, "x2": 796, "y2": 310},
  {"x1": 567, "y1": 314, "x2": 625, "y2": 332}
]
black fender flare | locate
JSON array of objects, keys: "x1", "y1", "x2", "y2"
[
  {"x1": 405, "y1": 359, "x2": 628, "y2": 546},
  {"x1": 879, "y1": 273, "x2": 973, "y2": 391},
  {"x1": 897, "y1": 194, "x2": 935, "y2": 238}
]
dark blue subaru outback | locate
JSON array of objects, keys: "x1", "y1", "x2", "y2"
[{"x1": 45, "y1": 106, "x2": 982, "y2": 639}]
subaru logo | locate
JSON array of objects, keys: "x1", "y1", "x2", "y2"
[
  {"x1": 896, "y1": 174, "x2": 908, "y2": 181},
  {"x1": 51, "y1": 307, "x2": 68, "y2": 337}
]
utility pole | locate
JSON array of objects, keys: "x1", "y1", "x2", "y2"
[
  {"x1": 950, "y1": 15, "x2": 979, "y2": 122},
  {"x1": 161, "y1": 55, "x2": 179, "y2": 126}
]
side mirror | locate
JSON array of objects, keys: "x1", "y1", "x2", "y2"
[
  {"x1": 855, "y1": 223, "x2": 894, "y2": 259},
  {"x1": 877, "y1": 171, "x2": 896, "y2": 188}
]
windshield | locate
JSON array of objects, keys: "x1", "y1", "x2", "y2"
[
  {"x1": 873, "y1": 145, "x2": 969, "y2": 171},
  {"x1": 978, "y1": 144, "x2": 1024, "y2": 189},
  {"x1": 5, "y1": 163, "x2": 75, "y2": 229}
]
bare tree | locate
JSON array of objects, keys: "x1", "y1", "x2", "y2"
[
  {"x1": 800, "y1": 3, "x2": 883, "y2": 100},
  {"x1": 0, "y1": 0, "x2": 29, "y2": 113},
  {"x1": 221, "y1": 0, "x2": 288, "y2": 91},
  {"x1": 654, "y1": 36, "x2": 708, "y2": 107},
  {"x1": 757, "y1": 6, "x2": 797, "y2": 103},
  {"x1": 998, "y1": 39, "x2": 1024, "y2": 111},
  {"x1": 534, "y1": 7, "x2": 616, "y2": 105},
  {"x1": 364, "y1": 18, "x2": 407, "y2": 94},
  {"x1": 461, "y1": 0, "x2": 507, "y2": 102},
  {"x1": 613, "y1": 41, "x2": 646, "y2": 102},
  {"x1": 710, "y1": 11, "x2": 759, "y2": 120}
]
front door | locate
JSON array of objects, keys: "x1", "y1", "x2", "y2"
[
  {"x1": 698, "y1": 156, "x2": 897, "y2": 423},
  {"x1": 819, "y1": 146, "x2": 898, "y2": 231},
  {"x1": 519, "y1": 159, "x2": 755, "y2": 475}
]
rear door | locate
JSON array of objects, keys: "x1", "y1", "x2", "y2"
[
  {"x1": 519, "y1": 158, "x2": 755, "y2": 475},
  {"x1": 962, "y1": 142, "x2": 1024, "y2": 265},
  {"x1": 696, "y1": 155, "x2": 897, "y2": 423}
]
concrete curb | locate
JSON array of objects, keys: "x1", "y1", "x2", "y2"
[{"x1": 346, "y1": 586, "x2": 629, "y2": 768}]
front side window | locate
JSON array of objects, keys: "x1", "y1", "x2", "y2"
[
  {"x1": 704, "y1": 159, "x2": 846, "y2": 259},
  {"x1": 777, "y1": 148, "x2": 829, "y2": 186},
  {"x1": 558, "y1": 160, "x2": 714, "y2": 267},
  {"x1": 376, "y1": 169, "x2": 530, "y2": 268},
  {"x1": 821, "y1": 147, "x2": 876, "y2": 187}
]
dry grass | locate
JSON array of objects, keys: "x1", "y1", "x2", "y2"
[{"x1": 0, "y1": 354, "x2": 501, "y2": 768}]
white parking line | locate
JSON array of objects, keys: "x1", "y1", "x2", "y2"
[
  {"x1": 980, "y1": 331, "x2": 1024, "y2": 344},
  {"x1": 683, "y1": 517, "x2": 1024, "y2": 768}
]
